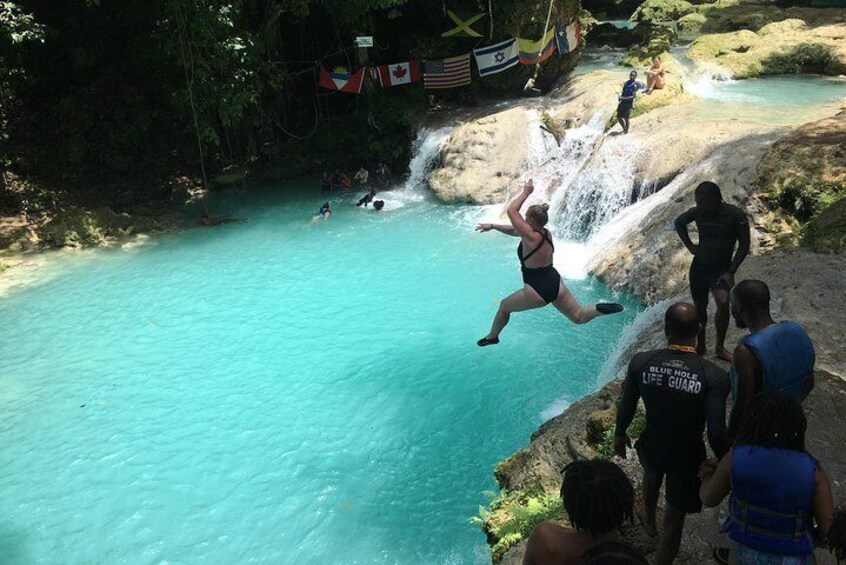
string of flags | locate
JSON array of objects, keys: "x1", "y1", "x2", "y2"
[{"x1": 318, "y1": 20, "x2": 581, "y2": 94}]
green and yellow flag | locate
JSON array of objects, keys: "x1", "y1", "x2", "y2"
[
  {"x1": 517, "y1": 29, "x2": 557, "y2": 64},
  {"x1": 441, "y1": 10, "x2": 486, "y2": 38}
]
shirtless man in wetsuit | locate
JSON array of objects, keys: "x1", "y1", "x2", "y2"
[
  {"x1": 615, "y1": 302, "x2": 730, "y2": 565},
  {"x1": 674, "y1": 181, "x2": 750, "y2": 361}
]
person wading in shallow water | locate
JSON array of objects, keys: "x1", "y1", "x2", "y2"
[
  {"x1": 475, "y1": 179, "x2": 623, "y2": 347},
  {"x1": 674, "y1": 181, "x2": 750, "y2": 361}
]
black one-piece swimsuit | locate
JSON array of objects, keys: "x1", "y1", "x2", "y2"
[{"x1": 518, "y1": 230, "x2": 561, "y2": 304}]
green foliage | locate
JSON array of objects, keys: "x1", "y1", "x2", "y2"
[
  {"x1": 803, "y1": 197, "x2": 846, "y2": 254},
  {"x1": 766, "y1": 179, "x2": 844, "y2": 223},
  {"x1": 595, "y1": 410, "x2": 645, "y2": 459},
  {"x1": 472, "y1": 489, "x2": 565, "y2": 562},
  {"x1": 0, "y1": 2, "x2": 45, "y2": 44}
]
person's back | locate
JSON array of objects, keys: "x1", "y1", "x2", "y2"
[
  {"x1": 625, "y1": 348, "x2": 728, "y2": 451},
  {"x1": 739, "y1": 320, "x2": 815, "y2": 401},
  {"x1": 729, "y1": 444, "x2": 817, "y2": 556}
]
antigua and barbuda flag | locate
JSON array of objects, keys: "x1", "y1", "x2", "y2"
[
  {"x1": 555, "y1": 20, "x2": 582, "y2": 53},
  {"x1": 376, "y1": 61, "x2": 421, "y2": 87},
  {"x1": 318, "y1": 65, "x2": 365, "y2": 93},
  {"x1": 517, "y1": 29, "x2": 557, "y2": 65},
  {"x1": 473, "y1": 38, "x2": 519, "y2": 77}
]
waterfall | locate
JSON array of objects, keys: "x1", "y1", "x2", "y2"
[
  {"x1": 403, "y1": 126, "x2": 453, "y2": 193},
  {"x1": 527, "y1": 111, "x2": 647, "y2": 244}
]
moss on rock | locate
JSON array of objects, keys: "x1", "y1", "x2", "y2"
[
  {"x1": 753, "y1": 108, "x2": 846, "y2": 251},
  {"x1": 804, "y1": 197, "x2": 846, "y2": 254},
  {"x1": 688, "y1": 20, "x2": 846, "y2": 78},
  {"x1": 622, "y1": 24, "x2": 676, "y2": 67},
  {"x1": 678, "y1": 11, "x2": 707, "y2": 31},
  {"x1": 630, "y1": 0, "x2": 695, "y2": 22}
]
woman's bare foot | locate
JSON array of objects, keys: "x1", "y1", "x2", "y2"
[{"x1": 715, "y1": 347, "x2": 733, "y2": 362}]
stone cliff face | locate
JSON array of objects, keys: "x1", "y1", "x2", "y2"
[{"x1": 428, "y1": 107, "x2": 533, "y2": 205}]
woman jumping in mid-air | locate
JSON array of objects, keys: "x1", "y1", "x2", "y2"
[{"x1": 476, "y1": 180, "x2": 624, "y2": 347}]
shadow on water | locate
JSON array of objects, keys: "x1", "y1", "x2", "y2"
[{"x1": 0, "y1": 522, "x2": 28, "y2": 565}]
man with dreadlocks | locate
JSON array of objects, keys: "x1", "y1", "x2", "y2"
[
  {"x1": 700, "y1": 391, "x2": 846, "y2": 564},
  {"x1": 522, "y1": 459, "x2": 641, "y2": 565},
  {"x1": 727, "y1": 279, "x2": 815, "y2": 439},
  {"x1": 614, "y1": 302, "x2": 730, "y2": 565}
]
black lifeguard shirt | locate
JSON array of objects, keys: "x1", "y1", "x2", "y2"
[{"x1": 616, "y1": 348, "x2": 730, "y2": 458}]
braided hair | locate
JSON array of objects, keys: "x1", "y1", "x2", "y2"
[
  {"x1": 735, "y1": 391, "x2": 806, "y2": 452},
  {"x1": 561, "y1": 459, "x2": 634, "y2": 538},
  {"x1": 580, "y1": 540, "x2": 649, "y2": 565}
]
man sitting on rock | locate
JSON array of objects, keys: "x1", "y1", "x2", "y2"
[
  {"x1": 727, "y1": 279, "x2": 815, "y2": 439},
  {"x1": 614, "y1": 302, "x2": 730, "y2": 565},
  {"x1": 522, "y1": 459, "x2": 639, "y2": 565}
]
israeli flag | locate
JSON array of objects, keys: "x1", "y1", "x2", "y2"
[{"x1": 473, "y1": 38, "x2": 519, "y2": 77}]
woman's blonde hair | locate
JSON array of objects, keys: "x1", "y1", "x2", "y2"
[{"x1": 526, "y1": 203, "x2": 550, "y2": 227}]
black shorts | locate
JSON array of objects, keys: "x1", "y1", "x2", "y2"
[
  {"x1": 689, "y1": 268, "x2": 731, "y2": 300},
  {"x1": 635, "y1": 438, "x2": 706, "y2": 513},
  {"x1": 617, "y1": 99, "x2": 633, "y2": 119}
]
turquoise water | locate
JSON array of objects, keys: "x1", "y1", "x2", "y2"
[
  {"x1": 0, "y1": 186, "x2": 639, "y2": 564},
  {"x1": 690, "y1": 75, "x2": 846, "y2": 124}
]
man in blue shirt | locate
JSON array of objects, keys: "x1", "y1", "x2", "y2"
[{"x1": 616, "y1": 70, "x2": 646, "y2": 134}]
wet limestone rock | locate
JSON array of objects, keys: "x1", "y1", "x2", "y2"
[
  {"x1": 631, "y1": 0, "x2": 695, "y2": 22},
  {"x1": 696, "y1": 2, "x2": 846, "y2": 34},
  {"x1": 678, "y1": 11, "x2": 707, "y2": 32},
  {"x1": 622, "y1": 24, "x2": 677, "y2": 67},
  {"x1": 688, "y1": 20, "x2": 846, "y2": 78},
  {"x1": 428, "y1": 107, "x2": 531, "y2": 205}
]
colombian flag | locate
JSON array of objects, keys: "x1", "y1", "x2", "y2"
[{"x1": 517, "y1": 29, "x2": 557, "y2": 65}]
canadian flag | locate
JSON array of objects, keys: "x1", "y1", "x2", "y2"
[{"x1": 376, "y1": 61, "x2": 420, "y2": 88}]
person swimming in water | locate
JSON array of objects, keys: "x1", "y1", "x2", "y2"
[
  {"x1": 357, "y1": 187, "x2": 377, "y2": 207},
  {"x1": 373, "y1": 200, "x2": 385, "y2": 211},
  {"x1": 476, "y1": 180, "x2": 623, "y2": 347},
  {"x1": 315, "y1": 201, "x2": 331, "y2": 220}
]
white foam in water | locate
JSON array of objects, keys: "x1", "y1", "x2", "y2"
[{"x1": 684, "y1": 61, "x2": 737, "y2": 100}]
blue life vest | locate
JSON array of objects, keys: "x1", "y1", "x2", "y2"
[
  {"x1": 728, "y1": 445, "x2": 817, "y2": 556},
  {"x1": 621, "y1": 79, "x2": 640, "y2": 98},
  {"x1": 733, "y1": 321, "x2": 815, "y2": 402}
]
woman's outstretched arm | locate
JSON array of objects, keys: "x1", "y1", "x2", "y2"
[
  {"x1": 507, "y1": 180, "x2": 537, "y2": 239},
  {"x1": 476, "y1": 223, "x2": 519, "y2": 236}
]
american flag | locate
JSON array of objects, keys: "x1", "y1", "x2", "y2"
[{"x1": 422, "y1": 54, "x2": 472, "y2": 89}]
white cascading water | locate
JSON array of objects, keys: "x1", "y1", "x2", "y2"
[
  {"x1": 382, "y1": 126, "x2": 452, "y2": 209},
  {"x1": 403, "y1": 126, "x2": 453, "y2": 194}
]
